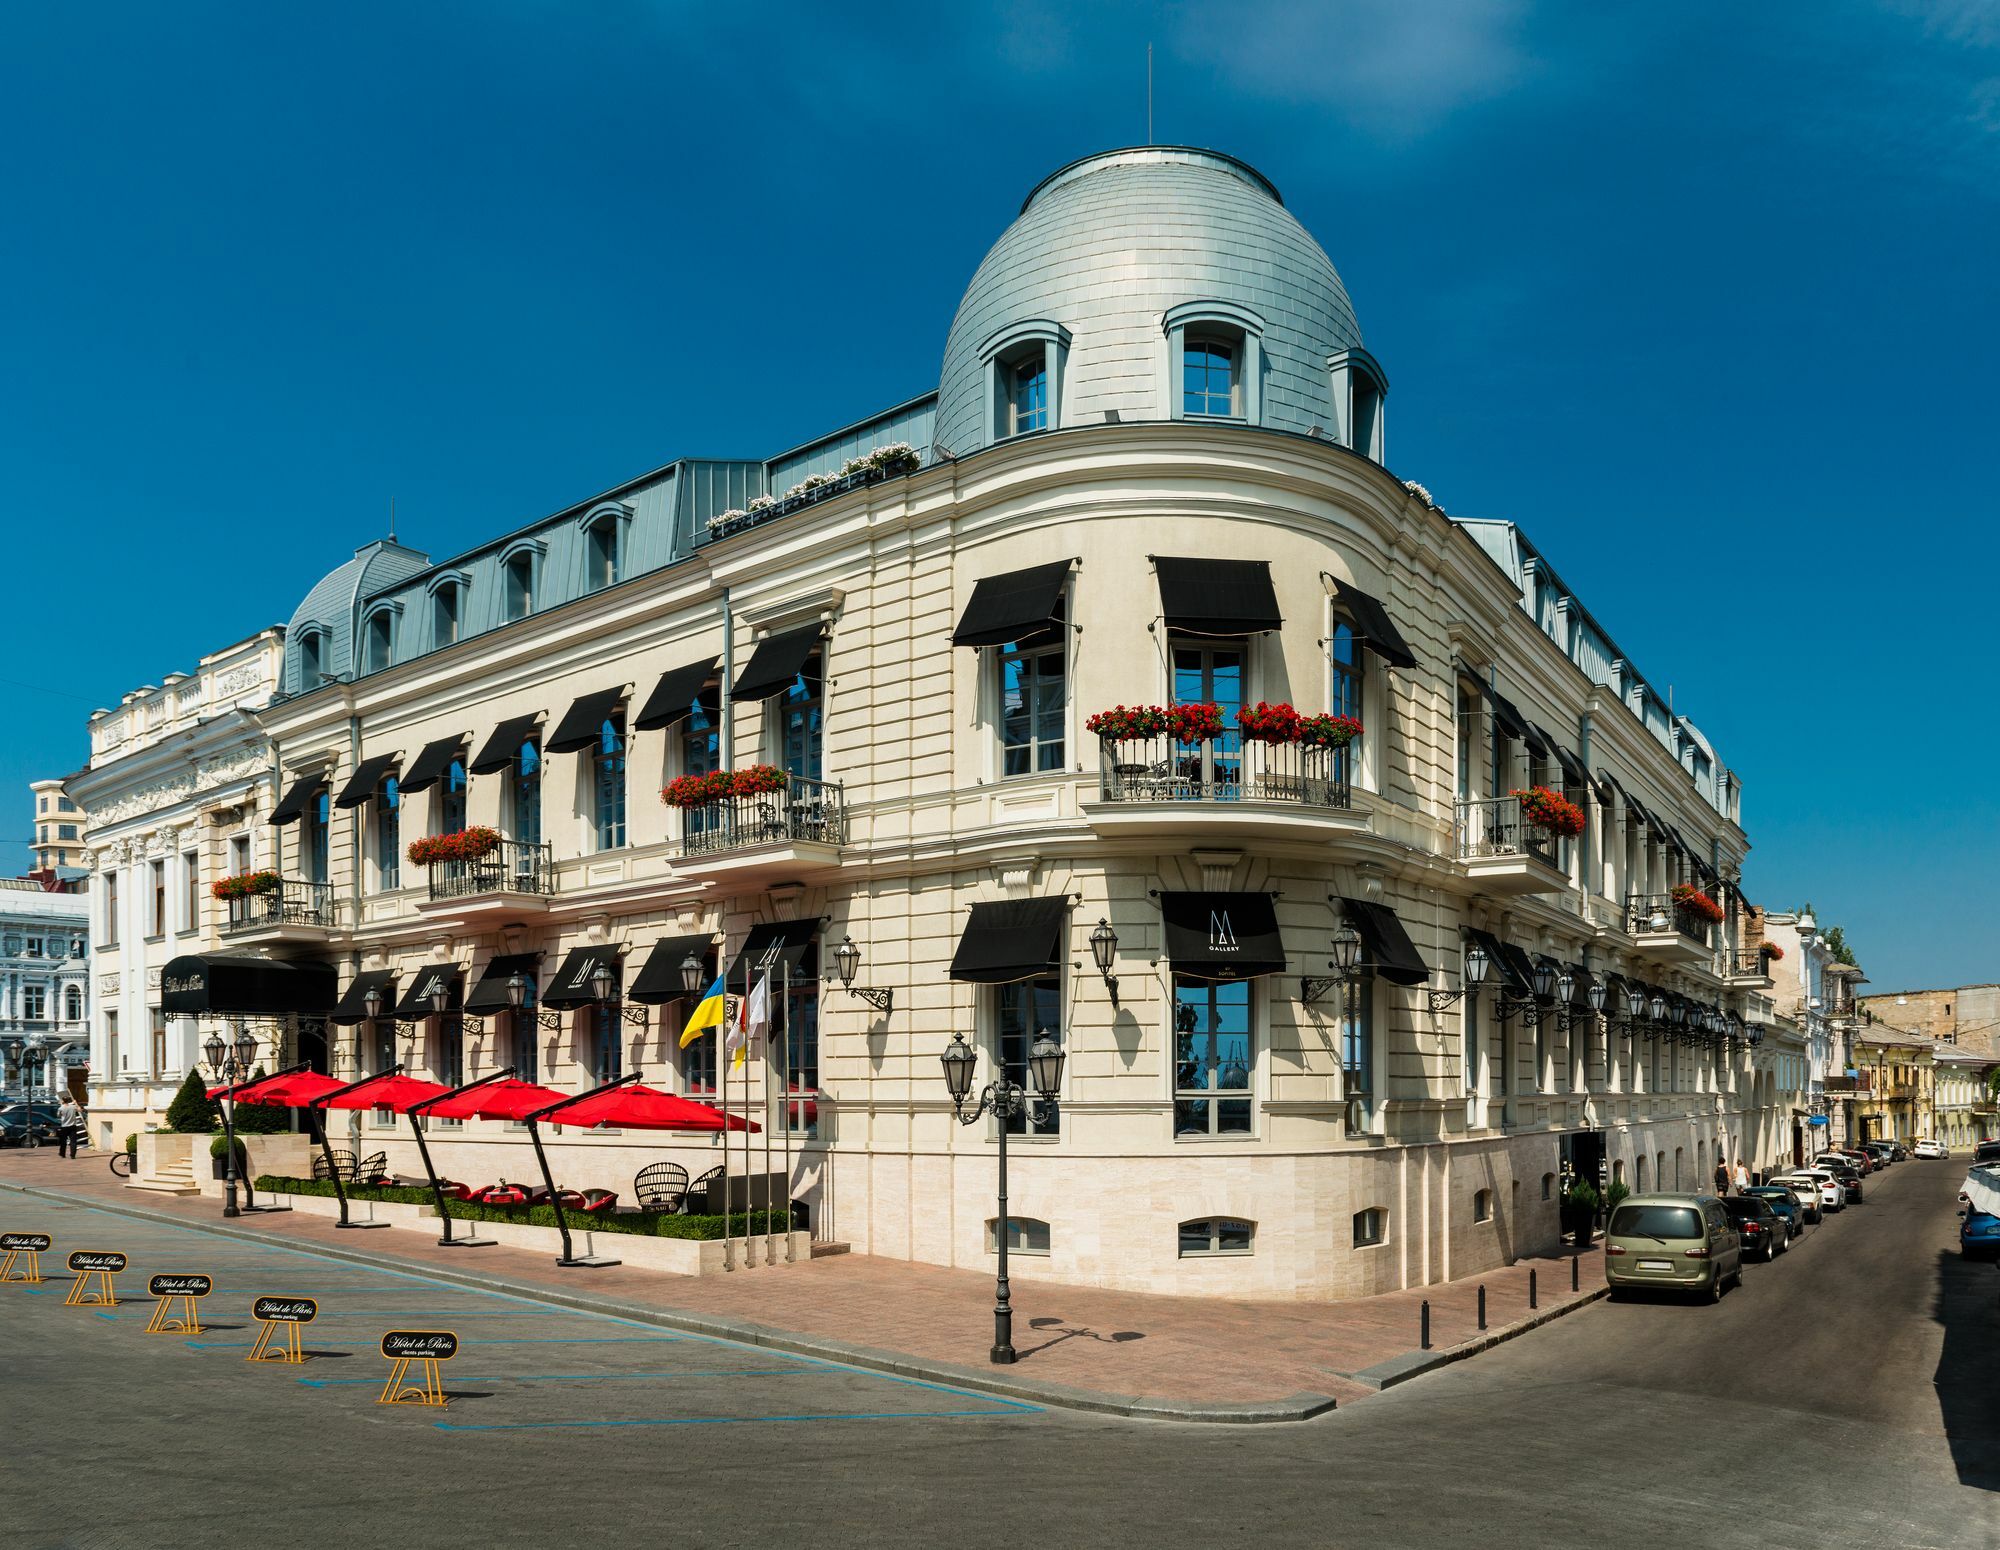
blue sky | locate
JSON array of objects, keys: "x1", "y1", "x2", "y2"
[{"x1": 2, "y1": 2, "x2": 1992, "y2": 990}]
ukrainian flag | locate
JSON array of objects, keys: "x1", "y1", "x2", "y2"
[{"x1": 678, "y1": 975, "x2": 729, "y2": 1048}]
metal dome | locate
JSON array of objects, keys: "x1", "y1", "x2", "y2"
[
  {"x1": 281, "y1": 539, "x2": 431, "y2": 694},
  {"x1": 934, "y1": 147, "x2": 1365, "y2": 455}
]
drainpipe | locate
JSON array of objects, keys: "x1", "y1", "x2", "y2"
[
  {"x1": 1577, "y1": 708, "x2": 1599, "y2": 900},
  {"x1": 719, "y1": 587, "x2": 734, "y2": 769}
]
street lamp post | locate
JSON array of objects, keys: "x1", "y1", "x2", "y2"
[
  {"x1": 203, "y1": 1026, "x2": 259, "y2": 1218},
  {"x1": 20, "y1": 1038, "x2": 48, "y2": 1136},
  {"x1": 940, "y1": 1028, "x2": 1065, "y2": 1365}
]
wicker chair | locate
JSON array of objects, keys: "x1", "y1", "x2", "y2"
[
  {"x1": 634, "y1": 1161, "x2": 690, "y2": 1213},
  {"x1": 312, "y1": 1149, "x2": 357, "y2": 1182},
  {"x1": 691, "y1": 1164, "x2": 725, "y2": 1214},
  {"x1": 355, "y1": 1151, "x2": 390, "y2": 1184}
]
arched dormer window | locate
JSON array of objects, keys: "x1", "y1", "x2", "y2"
[
  {"x1": 500, "y1": 539, "x2": 545, "y2": 622},
  {"x1": 359, "y1": 603, "x2": 400, "y2": 676},
  {"x1": 979, "y1": 319, "x2": 1071, "y2": 443},
  {"x1": 579, "y1": 503, "x2": 631, "y2": 592},
  {"x1": 426, "y1": 569, "x2": 470, "y2": 651},
  {"x1": 295, "y1": 625, "x2": 331, "y2": 691},
  {"x1": 1165, "y1": 300, "x2": 1265, "y2": 425},
  {"x1": 1326, "y1": 347, "x2": 1388, "y2": 463}
]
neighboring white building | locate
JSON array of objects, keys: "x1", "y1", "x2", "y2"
[
  {"x1": 65, "y1": 628, "x2": 286, "y2": 1149},
  {"x1": 27, "y1": 777, "x2": 88, "y2": 888},
  {"x1": 0, "y1": 882, "x2": 90, "y2": 1102}
]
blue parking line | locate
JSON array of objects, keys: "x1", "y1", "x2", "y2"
[
  {"x1": 437, "y1": 1405, "x2": 1041, "y2": 1432},
  {"x1": 188, "y1": 1334, "x2": 690, "y2": 1350},
  {"x1": 299, "y1": 1367, "x2": 814, "y2": 1386}
]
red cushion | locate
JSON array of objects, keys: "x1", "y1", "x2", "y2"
[{"x1": 578, "y1": 1190, "x2": 618, "y2": 1213}]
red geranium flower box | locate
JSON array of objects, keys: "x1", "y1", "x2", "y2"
[
  {"x1": 407, "y1": 827, "x2": 502, "y2": 867},
  {"x1": 1511, "y1": 786, "x2": 1587, "y2": 837}
]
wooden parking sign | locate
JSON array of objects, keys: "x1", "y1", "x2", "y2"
[
  {"x1": 145, "y1": 1273, "x2": 213, "y2": 1335},
  {"x1": 378, "y1": 1329, "x2": 458, "y2": 1408},
  {"x1": 1, "y1": 1232, "x2": 51, "y2": 1284},
  {"x1": 64, "y1": 1250, "x2": 126, "y2": 1307},
  {"x1": 247, "y1": 1295, "x2": 318, "y2": 1364}
]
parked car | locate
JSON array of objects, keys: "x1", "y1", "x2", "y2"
[
  {"x1": 1722, "y1": 1194, "x2": 1790, "y2": 1260},
  {"x1": 1745, "y1": 1182, "x2": 1813, "y2": 1231},
  {"x1": 1822, "y1": 1148, "x2": 1874, "y2": 1176},
  {"x1": 1961, "y1": 1166, "x2": 2000, "y2": 1260},
  {"x1": 1975, "y1": 1141, "x2": 2000, "y2": 1165},
  {"x1": 1859, "y1": 1142, "x2": 1898, "y2": 1167},
  {"x1": 0, "y1": 1109, "x2": 61, "y2": 1148},
  {"x1": 1774, "y1": 1168, "x2": 1844, "y2": 1212},
  {"x1": 1604, "y1": 1194, "x2": 1743, "y2": 1301},
  {"x1": 1914, "y1": 1138, "x2": 1948, "y2": 1159},
  {"x1": 1819, "y1": 1161, "x2": 1865, "y2": 1202}
]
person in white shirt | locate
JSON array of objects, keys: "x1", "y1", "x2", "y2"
[{"x1": 1732, "y1": 1158, "x2": 1752, "y2": 1194}]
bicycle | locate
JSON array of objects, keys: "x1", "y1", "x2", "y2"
[{"x1": 108, "y1": 1148, "x2": 134, "y2": 1178}]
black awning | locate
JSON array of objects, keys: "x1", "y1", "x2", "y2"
[
  {"x1": 1482, "y1": 685, "x2": 1529, "y2": 743},
  {"x1": 1338, "y1": 898, "x2": 1428, "y2": 987},
  {"x1": 542, "y1": 945, "x2": 623, "y2": 1008},
  {"x1": 1550, "y1": 743, "x2": 1590, "y2": 791},
  {"x1": 267, "y1": 774, "x2": 324, "y2": 827},
  {"x1": 1329, "y1": 579, "x2": 1417, "y2": 669},
  {"x1": 1154, "y1": 557, "x2": 1283, "y2": 637},
  {"x1": 727, "y1": 918, "x2": 820, "y2": 982},
  {"x1": 1564, "y1": 966, "x2": 1598, "y2": 1008},
  {"x1": 1736, "y1": 884, "x2": 1757, "y2": 915},
  {"x1": 469, "y1": 715, "x2": 544, "y2": 775},
  {"x1": 399, "y1": 736, "x2": 467, "y2": 795},
  {"x1": 161, "y1": 955, "x2": 336, "y2": 1017},
  {"x1": 330, "y1": 970, "x2": 398, "y2": 1026},
  {"x1": 1159, "y1": 891, "x2": 1286, "y2": 980},
  {"x1": 634, "y1": 658, "x2": 721, "y2": 732},
  {"x1": 951, "y1": 561, "x2": 1072, "y2": 649},
  {"x1": 1464, "y1": 929, "x2": 1529, "y2": 995},
  {"x1": 949, "y1": 897, "x2": 1067, "y2": 984},
  {"x1": 629, "y1": 934, "x2": 720, "y2": 1005},
  {"x1": 464, "y1": 952, "x2": 544, "y2": 1014},
  {"x1": 545, "y1": 687, "x2": 627, "y2": 754},
  {"x1": 730, "y1": 626, "x2": 822, "y2": 704},
  {"x1": 395, "y1": 963, "x2": 462, "y2": 1019},
  {"x1": 1587, "y1": 765, "x2": 1616, "y2": 804},
  {"x1": 333, "y1": 754, "x2": 399, "y2": 811},
  {"x1": 1519, "y1": 719, "x2": 1555, "y2": 760}
]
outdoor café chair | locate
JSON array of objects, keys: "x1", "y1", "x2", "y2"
[
  {"x1": 691, "y1": 1164, "x2": 724, "y2": 1213},
  {"x1": 355, "y1": 1151, "x2": 390, "y2": 1183},
  {"x1": 577, "y1": 1189, "x2": 618, "y2": 1214},
  {"x1": 634, "y1": 1161, "x2": 689, "y2": 1213},
  {"x1": 312, "y1": 1149, "x2": 357, "y2": 1182}
]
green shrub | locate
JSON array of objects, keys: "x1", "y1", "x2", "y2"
[
  {"x1": 164, "y1": 1069, "x2": 219, "y2": 1134},
  {"x1": 252, "y1": 1176, "x2": 792, "y2": 1238},
  {"x1": 123, "y1": 1134, "x2": 137, "y2": 1155},
  {"x1": 209, "y1": 1133, "x2": 248, "y2": 1162}
]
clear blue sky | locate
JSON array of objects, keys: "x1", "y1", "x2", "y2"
[{"x1": 2, "y1": 2, "x2": 1992, "y2": 991}]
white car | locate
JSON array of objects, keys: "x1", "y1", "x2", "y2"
[
  {"x1": 1913, "y1": 1138, "x2": 1948, "y2": 1159},
  {"x1": 1774, "y1": 1169, "x2": 1844, "y2": 1211}
]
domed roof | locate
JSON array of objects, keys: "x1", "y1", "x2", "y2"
[
  {"x1": 935, "y1": 147, "x2": 1364, "y2": 454},
  {"x1": 281, "y1": 539, "x2": 430, "y2": 694}
]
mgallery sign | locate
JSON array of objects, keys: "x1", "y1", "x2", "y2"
[
  {"x1": 252, "y1": 1295, "x2": 317, "y2": 1322},
  {"x1": 381, "y1": 1329, "x2": 458, "y2": 1360}
]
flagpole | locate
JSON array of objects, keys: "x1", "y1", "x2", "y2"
[
  {"x1": 721, "y1": 957, "x2": 735, "y2": 1273},
  {"x1": 781, "y1": 957, "x2": 794, "y2": 1262},
  {"x1": 763, "y1": 963, "x2": 777, "y2": 1265}
]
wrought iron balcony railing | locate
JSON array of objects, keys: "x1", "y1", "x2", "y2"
[
  {"x1": 679, "y1": 775, "x2": 846, "y2": 857},
  {"x1": 1725, "y1": 947, "x2": 1774, "y2": 977},
  {"x1": 425, "y1": 839, "x2": 554, "y2": 902},
  {"x1": 1624, "y1": 894, "x2": 1713, "y2": 946},
  {"x1": 1096, "y1": 733, "x2": 1353, "y2": 808},
  {"x1": 1453, "y1": 793, "x2": 1564, "y2": 869},
  {"x1": 224, "y1": 878, "x2": 333, "y2": 933}
]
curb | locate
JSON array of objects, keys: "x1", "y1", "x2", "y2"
[
  {"x1": 1351, "y1": 1283, "x2": 1610, "y2": 1390},
  {"x1": 0, "y1": 1177, "x2": 1337, "y2": 1426}
]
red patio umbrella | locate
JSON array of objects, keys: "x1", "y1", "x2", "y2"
[
  {"x1": 236, "y1": 1071, "x2": 347, "y2": 1107},
  {"x1": 422, "y1": 1077, "x2": 568, "y2": 1123},
  {"x1": 315, "y1": 1073, "x2": 450, "y2": 1112},
  {"x1": 551, "y1": 1083, "x2": 754, "y2": 1133}
]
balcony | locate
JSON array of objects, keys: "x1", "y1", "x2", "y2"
[
  {"x1": 1452, "y1": 794, "x2": 1569, "y2": 896},
  {"x1": 674, "y1": 775, "x2": 845, "y2": 886},
  {"x1": 1624, "y1": 894, "x2": 1715, "y2": 965},
  {"x1": 417, "y1": 839, "x2": 554, "y2": 925},
  {"x1": 222, "y1": 878, "x2": 334, "y2": 943},
  {"x1": 1083, "y1": 733, "x2": 1362, "y2": 845},
  {"x1": 1723, "y1": 947, "x2": 1776, "y2": 989}
]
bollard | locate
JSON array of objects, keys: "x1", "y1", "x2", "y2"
[
  {"x1": 1529, "y1": 1268, "x2": 1538, "y2": 1310},
  {"x1": 1572, "y1": 1252, "x2": 1580, "y2": 1292},
  {"x1": 1420, "y1": 1299, "x2": 1431, "y2": 1350},
  {"x1": 1477, "y1": 1284, "x2": 1487, "y2": 1331}
]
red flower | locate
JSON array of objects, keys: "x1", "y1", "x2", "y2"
[
  {"x1": 407, "y1": 827, "x2": 502, "y2": 867},
  {"x1": 1670, "y1": 884, "x2": 1725, "y2": 923},
  {"x1": 1511, "y1": 786, "x2": 1587, "y2": 837}
]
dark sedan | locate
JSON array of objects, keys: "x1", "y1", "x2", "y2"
[
  {"x1": 1744, "y1": 1184, "x2": 1810, "y2": 1234},
  {"x1": 0, "y1": 1109, "x2": 62, "y2": 1148},
  {"x1": 1723, "y1": 1194, "x2": 1790, "y2": 1261}
]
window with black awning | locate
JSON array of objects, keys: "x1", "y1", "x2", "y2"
[
  {"x1": 541, "y1": 945, "x2": 624, "y2": 1007},
  {"x1": 333, "y1": 754, "x2": 400, "y2": 810},
  {"x1": 545, "y1": 687, "x2": 628, "y2": 753},
  {"x1": 1335, "y1": 898, "x2": 1428, "y2": 986},
  {"x1": 161, "y1": 954, "x2": 337, "y2": 1017},
  {"x1": 1462, "y1": 929, "x2": 1531, "y2": 995},
  {"x1": 469, "y1": 715, "x2": 544, "y2": 775},
  {"x1": 1328, "y1": 579, "x2": 1417, "y2": 669},
  {"x1": 267, "y1": 774, "x2": 324, "y2": 827},
  {"x1": 394, "y1": 964, "x2": 462, "y2": 1018},
  {"x1": 950, "y1": 561, "x2": 1073, "y2": 648},
  {"x1": 330, "y1": 970, "x2": 398, "y2": 1026},
  {"x1": 1158, "y1": 891, "x2": 1286, "y2": 979},
  {"x1": 629, "y1": 934, "x2": 720, "y2": 1004},
  {"x1": 730, "y1": 626, "x2": 823, "y2": 704},
  {"x1": 464, "y1": 952, "x2": 544, "y2": 1014},
  {"x1": 1477, "y1": 684, "x2": 1530, "y2": 745},
  {"x1": 949, "y1": 897, "x2": 1067, "y2": 983},
  {"x1": 1153, "y1": 557, "x2": 1282, "y2": 637},
  {"x1": 1549, "y1": 743, "x2": 1591, "y2": 792},
  {"x1": 398, "y1": 736, "x2": 468, "y2": 795},
  {"x1": 726, "y1": 918, "x2": 820, "y2": 982},
  {"x1": 1587, "y1": 765, "x2": 1617, "y2": 804},
  {"x1": 633, "y1": 658, "x2": 721, "y2": 732}
]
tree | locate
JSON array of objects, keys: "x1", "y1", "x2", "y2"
[
  {"x1": 230, "y1": 1067, "x2": 289, "y2": 1134},
  {"x1": 163, "y1": 1068, "x2": 219, "y2": 1134},
  {"x1": 1822, "y1": 924, "x2": 1858, "y2": 967}
]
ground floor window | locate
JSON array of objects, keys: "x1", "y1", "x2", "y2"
[
  {"x1": 511, "y1": 1007, "x2": 538, "y2": 1086},
  {"x1": 782, "y1": 956, "x2": 820, "y2": 1139},
  {"x1": 591, "y1": 1005, "x2": 622, "y2": 1087},
  {"x1": 1173, "y1": 977, "x2": 1252, "y2": 1137},
  {"x1": 1473, "y1": 1188, "x2": 1494, "y2": 1223},
  {"x1": 1342, "y1": 974, "x2": 1375, "y2": 1098},
  {"x1": 1178, "y1": 1217, "x2": 1254, "y2": 1257},
  {"x1": 996, "y1": 975, "x2": 1060, "y2": 1136},
  {"x1": 986, "y1": 1217, "x2": 1050, "y2": 1255},
  {"x1": 1352, "y1": 1208, "x2": 1386, "y2": 1248}
]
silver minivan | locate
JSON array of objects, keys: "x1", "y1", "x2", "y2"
[{"x1": 1604, "y1": 1194, "x2": 1743, "y2": 1301}]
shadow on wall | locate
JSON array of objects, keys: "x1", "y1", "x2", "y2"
[{"x1": 1933, "y1": 1245, "x2": 2000, "y2": 1491}]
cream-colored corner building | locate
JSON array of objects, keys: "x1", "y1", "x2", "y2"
[
  {"x1": 66, "y1": 630, "x2": 286, "y2": 1149},
  {"x1": 136, "y1": 147, "x2": 1804, "y2": 1299}
]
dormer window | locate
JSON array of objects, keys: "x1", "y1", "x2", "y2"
[
  {"x1": 1183, "y1": 337, "x2": 1238, "y2": 417},
  {"x1": 361, "y1": 609, "x2": 394, "y2": 675},
  {"x1": 504, "y1": 550, "x2": 535, "y2": 620},
  {"x1": 1327, "y1": 348, "x2": 1389, "y2": 463},
  {"x1": 980, "y1": 319, "x2": 1070, "y2": 445},
  {"x1": 433, "y1": 581, "x2": 461, "y2": 648},
  {"x1": 584, "y1": 510, "x2": 623, "y2": 591},
  {"x1": 1165, "y1": 301, "x2": 1264, "y2": 425},
  {"x1": 1007, "y1": 354, "x2": 1047, "y2": 435},
  {"x1": 297, "y1": 627, "x2": 329, "y2": 689}
]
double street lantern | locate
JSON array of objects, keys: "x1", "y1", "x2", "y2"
[
  {"x1": 939, "y1": 1027, "x2": 1066, "y2": 1365},
  {"x1": 203, "y1": 1027, "x2": 259, "y2": 1219}
]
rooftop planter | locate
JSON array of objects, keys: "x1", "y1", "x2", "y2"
[
  {"x1": 705, "y1": 443, "x2": 924, "y2": 542},
  {"x1": 408, "y1": 827, "x2": 501, "y2": 867}
]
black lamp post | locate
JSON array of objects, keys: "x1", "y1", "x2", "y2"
[
  {"x1": 1088, "y1": 918, "x2": 1119, "y2": 1007},
  {"x1": 940, "y1": 1027, "x2": 1064, "y2": 1365},
  {"x1": 831, "y1": 935, "x2": 893, "y2": 1014},
  {"x1": 1303, "y1": 923, "x2": 1363, "y2": 1005},
  {"x1": 203, "y1": 1026, "x2": 257, "y2": 1218}
]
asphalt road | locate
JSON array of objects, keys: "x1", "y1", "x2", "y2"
[{"x1": 2, "y1": 1159, "x2": 1993, "y2": 1550}]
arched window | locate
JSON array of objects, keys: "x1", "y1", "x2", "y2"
[
  {"x1": 504, "y1": 550, "x2": 535, "y2": 620},
  {"x1": 361, "y1": 609, "x2": 395, "y2": 675},
  {"x1": 1328, "y1": 347, "x2": 1389, "y2": 462},
  {"x1": 509, "y1": 740, "x2": 541, "y2": 849},
  {"x1": 1183, "y1": 337, "x2": 1238, "y2": 417},
  {"x1": 592, "y1": 716, "x2": 626, "y2": 850},
  {"x1": 1165, "y1": 301, "x2": 1264, "y2": 425},
  {"x1": 432, "y1": 581, "x2": 461, "y2": 648},
  {"x1": 980, "y1": 319, "x2": 1069, "y2": 443},
  {"x1": 1006, "y1": 352, "x2": 1047, "y2": 435},
  {"x1": 296, "y1": 627, "x2": 329, "y2": 690},
  {"x1": 581, "y1": 508, "x2": 626, "y2": 591}
]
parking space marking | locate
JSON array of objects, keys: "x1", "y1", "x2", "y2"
[
  {"x1": 437, "y1": 1405, "x2": 1041, "y2": 1432},
  {"x1": 298, "y1": 1367, "x2": 817, "y2": 1386}
]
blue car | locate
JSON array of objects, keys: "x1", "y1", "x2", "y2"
[
  {"x1": 1963, "y1": 1167, "x2": 2000, "y2": 1259},
  {"x1": 1744, "y1": 1184, "x2": 1807, "y2": 1236}
]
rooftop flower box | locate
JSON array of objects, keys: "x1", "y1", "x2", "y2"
[
  {"x1": 704, "y1": 443, "x2": 925, "y2": 541},
  {"x1": 211, "y1": 870, "x2": 280, "y2": 901},
  {"x1": 1511, "y1": 785, "x2": 1587, "y2": 837},
  {"x1": 408, "y1": 827, "x2": 502, "y2": 867}
]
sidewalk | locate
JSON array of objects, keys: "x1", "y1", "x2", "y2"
[{"x1": 0, "y1": 1148, "x2": 1603, "y2": 1421}]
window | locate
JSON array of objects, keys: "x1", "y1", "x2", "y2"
[
  {"x1": 149, "y1": 859, "x2": 166, "y2": 938},
  {"x1": 229, "y1": 836, "x2": 249, "y2": 876},
  {"x1": 182, "y1": 852, "x2": 199, "y2": 932},
  {"x1": 510, "y1": 1000, "x2": 539, "y2": 1085},
  {"x1": 982, "y1": 320, "x2": 1069, "y2": 443},
  {"x1": 1533, "y1": 1013, "x2": 1548, "y2": 1093},
  {"x1": 996, "y1": 976, "x2": 1060, "y2": 1135},
  {"x1": 303, "y1": 788, "x2": 330, "y2": 884},
  {"x1": 986, "y1": 1217, "x2": 1050, "y2": 1256},
  {"x1": 585, "y1": 513, "x2": 621, "y2": 590},
  {"x1": 508, "y1": 742, "x2": 541, "y2": 848},
  {"x1": 1183, "y1": 337, "x2": 1238, "y2": 417},
  {"x1": 59, "y1": 796, "x2": 75, "y2": 812},
  {"x1": 780, "y1": 652, "x2": 824, "y2": 782},
  {"x1": 437, "y1": 759, "x2": 467, "y2": 836},
  {"x1": 1462, "y1": 985, "x2": 1481, "y2": 1094},
  {"x1": 677, "y1": 949, "x2": 720, "y2": 1093},
  {"x1": 778, "y1": 942, "x2": 820, "y2": 1137},
  {"x1": 1178, "y1": 1218, "x2": 1254, "y2": 1257},
  {"x1": 1006, "y1": 353, "x2": 1047, "y2": 436},
  {"x1": 999, "y1": 631, "x2": 1065, "y2": 776},
  {"x1": 24, "y1": 937, "x2": 42, "y2": 958},
  {"x1": 1172, "y1": 640, "x2": 1244, "y2": 793},
  {"x1": 151, "y1": 1008, "x2": 167, "y2": 1076},
  {"x1": 432, "y1": 582, "x2": 461, "y2": 649},
  {"x1": 592, "y1": 717, "x2": 626, "y2": 851},
  {"x1": 1342, "y1": 975, "x2": 1375, "y2": 1098},
  {"x1": 58, "y1": 824, "x2": 77, "y2": 841},
  {"x1": 105, "y1": 1010, "x2": 118, "y2": 1075},
  {"x1": 436, "y1": 1016, "x2": 463, "y2": 1091},
  {"x1": 503, "y1": 550, "x2": 535, "y2": 621},
  {"x1": 1352, "y1": 1208, "x2": 1387, "y2": 1248},
  {"x1": 64, "y1": 986, "x2": 82, "y2": 1022},
  {"x1": 299, "y1": 630, "x2": 327, "y2": 688},
  {"x1": 1173, "y1": 977, "x2": 1252, "y2": 1136},
  {"x1": 362, "y1": 610, "x2": 394, "y2": 675},
  {"x1": 1330, "y1": 616, "x2": 1363, "y2": 790},
  {"x1": 680, "y1": 687, "x2": 721, "y2": 843},
  {"x1": 103, "y1": 872, "x2": 118, "y2": 945},
  {"x1": 1473, "y1": 1188, "x2": 1494, "y2": 1224},
  {"x1": 591, "y1": 1005, "x2": 623, "y2": 1086},
  {"x1": 22, "y1": 985, "x2": 46, "y2": 1021},
  {"x1": 37, "y1": 795, "x2": 46, "y2": 813},
  {"x1": 375, "y1": 777, "x2": 400, "y2": 889}
]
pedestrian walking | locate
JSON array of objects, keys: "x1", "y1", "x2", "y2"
[
  {"x1": 55, "y1": 1095, "x2": 83, "y2": 1159},
  {"x1": 1713, "y1": 1156, "x2": 1730, "y2": 1196},
  {"x1": 1732, "y1": 1157, "x2": 1751, "y2": 1195}
]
